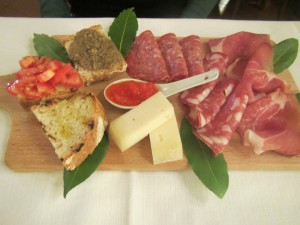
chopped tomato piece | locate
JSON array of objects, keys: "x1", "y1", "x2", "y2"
[
  {"x1": 47, "y1": 60, "x2": 63, "y2": 71},
  {"x1": 19, "y1": 56, "x2": 38, "y2": 68},
  {"x1": 63, "y1": 72, "x2": 84, "y2": 89},
  {"x1": 36, "y1": 82, "x2": 56, "y2": 94},
  {"x1": 37, "y1": 69, "x2": 55, "y2": 83},
  {"x1": 16, "y1": 67, "x2": 42, "y2": 79}
]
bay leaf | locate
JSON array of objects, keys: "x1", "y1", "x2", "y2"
[
  {"x1": 33, "y1": 33, "x2": 70, "y2": 63},
  {"x1": 273, "y1": 38, "x2": 298, "y2": 74},
  {"x1": 108, "y1": 8, "x2": 138, "y2": 57},
  {"x1": 180, "y1": 117, "x2": 229, "y2": 199},
  {"x1": 63, "y1": 132, "x2": 109, "y2": 198}
]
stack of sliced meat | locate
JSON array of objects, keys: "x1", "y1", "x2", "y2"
[
  {"x1": 126, "y1": 30, "x2": 208, "y2": 82},
  {"x1": 126, "y1": 30, "x2": 300, "y2": 157}
]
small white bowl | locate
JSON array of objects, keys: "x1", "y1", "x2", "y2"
[{"x1": 103, "y1": 78, "x2": 147, "y2": 110}]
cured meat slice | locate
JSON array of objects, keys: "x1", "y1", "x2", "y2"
[
  {"x1": 237, "y1": 90, "x2": 300, "y2": 156},
  {"x1": 204, "y1": 52, "x2": 228, "y2": 76},
  {"x1": 208, "y1": 31, "x2": 270, "y2": 64},
  {"x1": 226, "y1": 58, "x2": 248, "y2": 81},
  {"x1": 179, "y1": 52, "x2": 228, "y2": 108},
  {"x1": 179, "y1": 79, "x2": 218, "y2": 106},
  {"x1": 157, "y1": 33, "x2": 188, "y2": 81},
  {"x1": 179, "y1": 35, "x2": 205, "y2": 76},
  {"x1": 242, "y1": 43, "x2": 288, "y2": 99},
  {"x1": 184, "y1": 78, "x2": 237, "y2": 129},
  {"x1": 194, "y1": 82, "x2": 249, "y2": 156},
  {"x1": 126, "y1": 30, "x2": 170, "y2": 82}
]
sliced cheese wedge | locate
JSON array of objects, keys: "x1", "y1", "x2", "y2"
[
  {"x1": 109, "y1": 92, "x2": 174, "y2": 152},
  {"x1": 149, "y1": 114, "x2": 183, "y2": 164}
]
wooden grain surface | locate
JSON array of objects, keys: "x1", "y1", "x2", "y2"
[{"x1": 1, "y1": 45, "x2": 300, "y2": 171}]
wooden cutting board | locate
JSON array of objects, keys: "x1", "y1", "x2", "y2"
[
  {"x1": 2, "y1": 35, "x2": 300, "y2": 172},
  {"x1": 1, "y1": 69, "x2": 300, "y2": 172}
]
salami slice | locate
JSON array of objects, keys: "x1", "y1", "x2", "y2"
[
  {"x1": 180, "y1": 79, "x2": 218, "y2": 106},
  {"x1": 179, "y1": 35, "x2": 205, "y2": 76},
  {"x1": 204, "y1": 52, "x2": 228, "y2": 76},
  {"x1": 126, "y1": 30, "x2": 170, "y2": 82},
  {"x1": 157, "y1": 33, "x2": 188, "y2": 81},
  {"x1": 194, "y1": 82, "x2": 249, "y2": 156},
  {"x1": 184, "y1": 78, "x2": 237, "y2": 129}
]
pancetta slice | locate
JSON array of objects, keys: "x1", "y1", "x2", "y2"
[
  {"x1": 237, "y1": 90, "x2": 300, "y2": 156},
  {"x1": 179, "y1": 35, "x2": 205, "y2": 76},
  {"x1": 184, "y1": 78, "x2": 237, "y2": 129},
  {"x1": 126, "y1": 30, "x2": 170, "y2": 82},
  {"x1": 157, "y1": 33, "x2": 188, "y2": 81}
]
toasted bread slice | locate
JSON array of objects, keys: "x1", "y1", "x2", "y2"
[
  {"x1": 31, "y1": 92, "x2": 108, "y2": 170},
  {"x1": 53, "y1": 25, "x2": 127, "y2": 84},
  {"x1": 19, "y1": 86, "x2": 77, "y2": 110}
]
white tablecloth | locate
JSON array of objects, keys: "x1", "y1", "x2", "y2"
[{"x1": 0, "y1": 18, "x2": 300, "y2": 225}]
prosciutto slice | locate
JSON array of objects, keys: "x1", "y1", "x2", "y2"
[
  {"x1": 179, "y1": 35, "x2": 205, "y2": 76},
  {"x1": 226, "y1": 58, "x2": 248, "y2": 81},
  {"x1": 184, "y1": 78, "x2": 237, "y2": 129},
  {"x1": 126, "y1": 30, "x2": 170, "y2": 82},
  {"x1": 237, "y1": 90, "x2": 300, "y2": 156},
  {"x1": 208, "y1": 31, "x2": 270, "y2": 64},
  {"x1": 157, "y1": 33, "x2": 189, "y2": 81},
  {"x1": 244, "y1": 43, "x2": 288, "y2": 95}
]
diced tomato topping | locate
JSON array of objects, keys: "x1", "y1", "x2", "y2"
[
  {"x1": 47, "y1": 60, "x2": 63, "y2": 71},
  {"x1": 36, "y1": 82, "x2": 56, "y2": 94},
  {"x1": 63, "y1": 72, "x2": 84, "y2": 89},
  {"x1": 19, "y1": 56, "x2": 38, "y2": 68},
  {"x1": 16, "y1": 67, "x2": 43, "y2": 79},
  {"x1": 7, "y1": 56, "x2": 83, "y2": 100},
  {"x1": 37, "y1": 69, "x2": 55, "y2": 83}
]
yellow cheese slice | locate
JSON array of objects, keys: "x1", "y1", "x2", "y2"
[
  {"x1": 149, "y1": 114, "x2": 183, "y2": 164},
  {"x1": 109, "y1": 92, "x2": 174, "y2": 152}
]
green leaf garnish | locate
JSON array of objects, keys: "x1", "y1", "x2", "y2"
[
  {"x1": 180, "y1": 117, "x2": 229, "y2": 198},
  {"x1": 273, "y1": 38, "x2": 298, "y2": 74},
  {"x1": 33, "y1": 33, "x2": 70, "y2": 62},
  {"x1": 296, "y1": 93, "x2": 300, "y2": 102},
  {"x1": 108, "y1": 8, "x2": 138, "y2": 57},
  {"x1": 63, "y1": 132, "x2": 109, "y2": 198}
]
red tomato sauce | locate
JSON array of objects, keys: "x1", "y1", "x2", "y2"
[{"x1": 105, "y1": 80, "x2": 158, "y2": 106}]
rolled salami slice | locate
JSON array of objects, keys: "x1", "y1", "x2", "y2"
[
  {"x1": 157, "y1": 33, "x2": 188, "y2": 81},
  {"x1": 126, "y1": 30, "x2": 170, "y2": 82}
]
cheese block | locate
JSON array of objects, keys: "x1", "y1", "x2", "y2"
[
  {"x1": 109, "y1": 92, "x2": 174, "y2": 151},
  {"x1": 149, "y1": 114, "x2": 183, "y2": 164}
]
